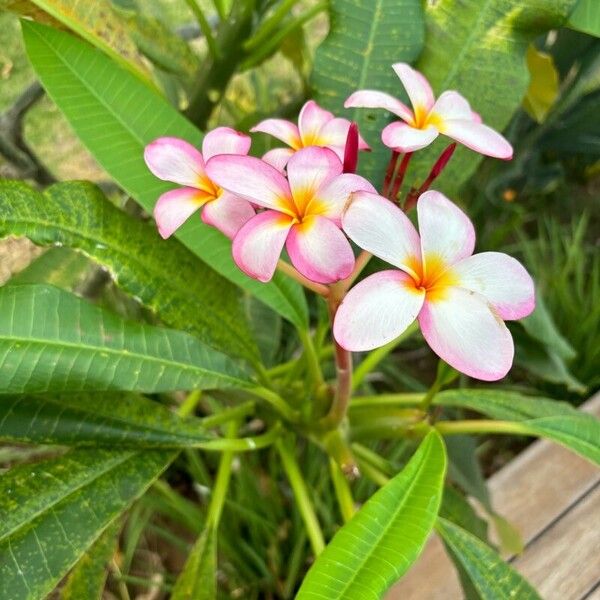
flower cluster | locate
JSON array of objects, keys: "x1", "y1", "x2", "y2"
[{"x1": 145, "y1": 63, "x2": 534, "y2": 381}]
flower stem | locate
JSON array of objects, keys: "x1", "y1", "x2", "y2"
[
  {"x1": 329, "y1": 458, "x2": 355, "y2": 522},
  {"x1": 249, "y1": 386, "x2": 299, "y2": 422},
  {"x1": 277, "y1": 260, "x2": 330, "y2": 296},
  {"x1": 183, "y1": 0, "x2": 220, "y2": 59},
  {"x1": 298, "y1": 327, "x2": 325, "y2": 392},
  {"x1": 350, "y1": 392, "x2": 424, "y2": 409},
  {"x1": 435, "y1": 420, "x2": 532, "y2": 436},
  {"x1": 276, "y1": 437, "x2": 326, "y2": 555},
  {"x1": 382, "y1": 150, "x2": 400, "y2": 197},
  {"x1": 389, "y1": 152, "x2": 413, "y2": 201}
]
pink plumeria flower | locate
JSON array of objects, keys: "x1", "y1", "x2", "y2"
[
  {"x1": 144, "y1": 127, "x2": 255, "y2": 239},
  {"x1": 251, "y1": 100, "x2": 370, "y2": 170},
  {"x1": 334, "y1": 191, "x2": 535, "y2": 381},
  {"x1": 345, "y1": 63, "x2": 513, "y2": 159},
  {"x1": 205, "y1": 146, "x2": 375, "y2": 284}
]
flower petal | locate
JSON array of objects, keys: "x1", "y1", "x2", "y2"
[
  {"x1": 342, "y1": 191, "x2": 422, "y2": 276},
  {"x1": 286, "y1": 216, "x2": 354, "y2": 284},
  {"x1": 344, "y1": 90, "x2": 414, "y2": 123},
  {"x1": 287, "y1": 146, "x2": 342, "y2": 212},
  {"x1": 382, "y1": 122, "x2": 438, "y2": 152},
  {"x1": 262, "y1": 148, "x2": 294, "y2": 172},
  {"x1": 298, "y1": 100, "x2": 335, "y2": 144},
  {"x1": 318, "y1": 117, "x2": 371, "y2": 150},
  {"x1": 250, "y1": 118, "x2": 301, "y2": 149},
  {"x1": 453, "y1": 252, "x2": 535, "y2": 320},
  {"x1": 206, "y1": 154, "x2": 293, "y2": 213},
  {"x1": 201, "y1": 191, "x2": 255, "y2": 239},
  {"x1": 419, "y1": 287, "x2": 514, "y2": 381},
  {"x1": 153, "y1": 187, "x2": 209, "y2": 239},
  {"x1": 439, "y1": 119, "x2": 513, "y2": 159},
  {"x1": 201, "y1": 126, "x2": 251, "y2": 161},
  {"x1": 232, "y1": 211, "x2": 293, "y2": 282},
  {"x1": 144, "y1": 137, "x2": 206, "y2": 188},
  {"x1": 315, "y1": 173, "x2": 376, "y2": 224},
  {"x1": 392, "y1": 63, "x2": 435, "y2": 114},
  {"x1": 417, "y1": 190, "x2": 475, "y2": 268},
  {"x1": 334, "y1": 270, "x2": 425, "y2": 351},
  {"x1": 429, "y1": 90, "x2": 473, "y2": 121}
]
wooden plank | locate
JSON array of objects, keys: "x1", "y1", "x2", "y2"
[{"x1": 387, "y1": 394, "x2": 600, "y2": 599}]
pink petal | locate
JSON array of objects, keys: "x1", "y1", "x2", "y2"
[
  {"x1": 201, "y1": 126, "x2": 251, "y2": 161},
  {"x1": 342, "y1": 191, "x2": 422, "y2": 276},
  {"x1": 315, "y1": 173, "x2": 376, "y2": 224},
  {"x1": 250, "y1": 118, "x2": 301, "y2": 149},
  {"x1": 144, "y1": 137, "x2": 206, "y2": 188},
  {"x1": 382, "y1": 121, "x2": 438, "y2": 152},
  {"x1": 439, "y1": 119, "x2": 513, "y2": 159},
  {"x1": 286, "y1": 146, "x2": 342, "y2": 209},
  {"x1": 298, "y1": 100, "x2": 335, "y2": 144},
  {"x1": 344, "y1": 90, "x2": 414, "y2": 123},
  {"x1": 318, "y1": 118, "x2": 371, "y2": 150},
  {"x1": 453, "y1": 252, "x2": 535, "y2": 320},
  {"x1": 232, "y1": 211, "x2": 293, "y2": 282},
  {"x1": 419, "y1": 287, "x2": 514, "y2": 381},
  {"x1": 201, "y1": 191, "x2": 255, "y2": 239},
  {"x1": 205, "y1": 154, "x2": 293, "y2": 214},
  {"x1": 262, "y1": 148, "x2": 294, "y2": 172},
  {"x1": 392, "y1": 63, "x2": 436, "y2": 115},
  {"x1": 286, "y1": 216, "x2": 354, "y2": 284},
  {"x1": 417, "y1": 190, "x2": 475, "y2": 267},
  {"x1": 334, "y1": 270, "x2": 425, "y2": 351},
  {"x1": 153, "y1": 187, "x2": 210, "y2": 239},
  {"x1": 429, "y1": 90, "x2": 473, "y2": 121}
]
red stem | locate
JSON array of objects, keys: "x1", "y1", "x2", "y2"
[
  {"x1": 389, "y1": 152, "x2": 413, "y2": 201},
  {"x1": 382, "y1": 151, "x2": 400, "y2": 197}
]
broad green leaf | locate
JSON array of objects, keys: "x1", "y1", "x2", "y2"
[
  {"x1": 569, "y1": 0, "x2": 600, "y2": 36},
  {"x1": 523, "y1": 45, "x2": 560, "y2": 123},
  {"x1": 22, "y1": 20, "x2": 308, "y2": 330},
  {"x1": 436, "y1": 389, "x2": 600, "y2": 465},
  {"x1": 171, "y1": 525, "x2": 216, "y2": 600},
  {"x1": 296, "y1": 430, "x2": 447, "y2": 600},
  {"x1": 0, "y1": 394, "x2": 279, "y2": 451},
  {"x1": 436, "y1": 518, "x2": 541, "y2": 600},
  {"x1": 4, "y1": 0, "x2": 153, "y2": 86},
  {"x1": 311, "y1": 0, "x2": 425, "y2": 188},
  {"x1": 0, "y1": 448, "x2": 175, "y2": 600},
  {"x1": 412, "y1": 0, "x2": 578, "y2": 194},
  {"x1": 0, "y1": 284, "x2": 251, "y2": 394},
  {"x1": 0, "y1": 179, "x2": 258, "y2": 362},
  {"x1": 60, "y1": 521, "x2": 120, "y2": 600}
]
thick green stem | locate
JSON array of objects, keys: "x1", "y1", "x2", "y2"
[
  {"x1": 329, "y1": 458, "x2": 355, "y2": 522},
  {"x1": 244, "y1": 0, "x2": 301, "y2": 51},
  {"x1": 276, "y1": 437, "x2": 325, "y2": 555},
  {"x1": 249, "y1": 387, "x2": 299, "y2": 422},
  {"x1": 350, "y1": 393, "x2": 424, "y2": 409},
  {"x1": 435, "y1": 420, "x2": 532, "y2": 436},
  {"x1": 297, "y1": 328, "x2": 325, "y2": 392}
]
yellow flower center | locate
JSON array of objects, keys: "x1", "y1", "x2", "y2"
[{"x1": 405, "y1": 253, "x2": 458, "y2": 302}]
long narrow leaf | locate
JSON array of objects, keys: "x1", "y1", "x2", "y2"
[{"x1": 21, "y1": 20, "x2": 308, "y2": 329}]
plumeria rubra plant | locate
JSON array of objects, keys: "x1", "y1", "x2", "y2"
[{"x1": 0, "y1": 1, "x2": 598, "y2": 599}]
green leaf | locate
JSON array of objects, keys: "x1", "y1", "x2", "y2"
[
  {"x1": 60, "y1": 521, "x2": 120, "y2": 600},
  {"x1": 0, "y1": 179, "x2": 258, "y2": 362},
  {"x1": 0, "y1": 394, "x2": 277, "y2": 451},
  {"x1": 311, "y1": 0, "x2": 425, "y2": 188},
  {"x1": 21, "y1": 20, "x2": 308, "y2": 330},
  {"x1": 4, "y1": 0, "x2": 153, "y2": 86},
  {"x1": 0, "y1": 448, "x2": 175, "y2": 600},
  {"x1": 171, "y1": 526, "x2": 216, "y2": 600},
  {"x1": 412, "y1": 0, "x2": 578, "y2": 194},
  {"x1": 0, "y1": 284, "x2": 251, "y2": 394},
  {"x1": 523, "y1": 45, "x2": 560, "y2": 123},
  {"x1": 569, "y1": 0, "x2": 600, "y2": 37},
  {"x1": 436, "y1": 518, "x2": 541, "y2": 600},
  {"x1": 435, "y1": 389, "x2": 600, "y2": 465},
  {"x1": 296, "y1": 430, "x2": 447, "y2": 600}
]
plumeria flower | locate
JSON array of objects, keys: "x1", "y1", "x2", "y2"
[
  {"x1": 345, "y1": 63, "x2": 513, "y2": 159},
  {"x1": 334, "y1": 191, "x2": 534, "y2": 381},
  {"x1": 144, "y1": 127, "x2": 255, "y2": 239},
  {"x1": 251, "y1": 100, "x2": 370, "y2": 170},
  {"x1": 206, "y1": 146, "x2": 375, "y2": 284}
]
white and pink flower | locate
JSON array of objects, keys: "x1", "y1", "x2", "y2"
[
  {"x1": 206, "y1": 146, "x2": 375, "y2": 284},
  {"x1": 251, "y1": 100, "x2": 370, "y2": 170},
  {"x1": 144, "y1": 127, "x2": 255, "y2": 239},
  {"x1": 334, "y1": 191, "x2": 534, "y2": 381},
  {"x1": 345, "y1": 63, "x2": 512, "y2": 159}
]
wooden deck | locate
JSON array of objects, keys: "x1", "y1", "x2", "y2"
[{"x1": 388, "y1": 393, "x2": 600, "y2": 600}]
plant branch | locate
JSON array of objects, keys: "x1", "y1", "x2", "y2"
[
  {"x1": 183, "y1": 0, "x2": 220, "y2": 59},
  {"x1": 435, "y1": 420, "x2": 532, "y2": 437},
  {"x1": 249, "y1": 386, "x2": 299, "y2": 422},
  {"x1": 329, "y1": 458, "x2": 355, "y2": 522}
]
